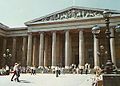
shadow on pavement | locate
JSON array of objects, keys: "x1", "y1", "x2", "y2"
[{"x1": 19, "y1": 80, "x2": 31, "y2": 83}]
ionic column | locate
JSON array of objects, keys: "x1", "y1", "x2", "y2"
[
  {"x1": 39, "y1": 32, "x2": 44, "y2": 67},
  {"x1": 56, "y1": 34, "x2": 60, "y2": 65},
  {"x1": 32, "y1": 36, "x2": 37, "y2": 67},
  {"x1": 51, "y1": 31, "x2": 57, "y2": 68},
  {"x1": 44, "y1": 35, "x2": 48, "y2": 67},
  {"x1": 65, "y1": 30, "x2": 70, "y2": 68},
  {"x1": 110, "y1": 28, "x2": 116, "y2": 65},
  {"x1": 79, "y1": 30, "x2": 85, "y2": 68},
  {"x1": 69, "y1": 34, "x2": 72, "y2": 65},
  {"x1": 12, "y1": 37, "x2": 16, "y2": 64},
  {"x1": 22, "y1": 36, "x2": 27, "y2": 66},
  {"x1": 94, "y1": 35, "x2": 100, "y2": 69},
  {"x1": 27, "y1": 33, "x2": 32, "y2": 66},
  {"x1": 59, "y1": 35, "x2": 63, "y2": 66}
]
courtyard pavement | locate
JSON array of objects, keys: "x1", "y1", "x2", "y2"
[{"x1": 0, "y1": 73, "x2": 95, "y2": 86}]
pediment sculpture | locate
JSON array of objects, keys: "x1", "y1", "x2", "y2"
[{"x1": 39, "y1": 8, "x2": 103, "y2": 22}]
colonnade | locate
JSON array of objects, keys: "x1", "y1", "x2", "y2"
[
  {"x1": 26, "y1": 30, "x2": 86, "y2": 68},
  {"x1": 2, "y1": 28, "x2": 116, "y2": 68}
]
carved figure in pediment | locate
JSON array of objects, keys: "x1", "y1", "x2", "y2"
[
  {"x1": 71, "y1": 9, "x2": 76, "y2": 18},
  {"x1": 74, "y1": 9, "x2": 79, "y2": 18},
  {"x1": 60, "y1": 13, "x2": 66, "y2": 20},
  {"x1": 38, "y1": 8, "x2": 103, "y2": 22},
  {"x1": 94, "y1": 12, "x2": 102, "y2": 16},
  {"x1": 54, "y1": 15, "x2": 58, "y2": 20},
  {"x1": 76, "y1": 10, "x2": 81, "y2": 18},
  {"x1": 55, "y1": 14, "x2": 60, "y2": 20}
]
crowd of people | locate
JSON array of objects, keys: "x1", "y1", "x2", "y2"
[
  {"x1": 0, "y1": 65, "x2": 10, "y2": 75},
  {"x1": 0, "y1": 61, "x2": 118, "y2": 84},
  {"x1": 0, "y1": 63, "x2": 96, "y2": 76}
]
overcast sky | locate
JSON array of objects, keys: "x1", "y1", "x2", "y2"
[{"x1": 0, "y1": 0, "x2": 120, "y2": 27}]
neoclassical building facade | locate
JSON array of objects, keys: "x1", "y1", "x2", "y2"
[{"x1": 0, "y1": 6, "x2": 120, "y2": 68}]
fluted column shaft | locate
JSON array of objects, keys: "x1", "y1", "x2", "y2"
[
  {"x1": 65, "y1": 30, "x2": 70, "y2": 68},
  {"x1": 12, "y1": 37, "x2": 16, "y2": 64},
  {"x1": 27, "y1": 33, "x2": 32, "y2": 66},
  {"x1": 44, "y1": 35, "x2": 48, "y2": 67},
  {"x1": 51, "y1": 31, "x2": 57, "y2": 68},
  {"x1": 22, "y1": 37, "x2": 27, "y2": 66},
  {"x1": 39, "y1": 32, "x2": 44, "y2": 67},
  {"x1": 79, "y1": 30, "x2": 85, "y2": 68},
  {"x1": 32, "y1": 36, "x2": 37, "y2": 67}
]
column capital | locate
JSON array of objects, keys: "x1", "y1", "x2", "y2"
[
  {"x1": 23, "y1": 36, "x2": 27, "y2": 38},
  {"x1": 78, "y1": 29, "x2": 84, "y2": 32},
  {"x1": 39, "y1": 31, "x2": 44, "y2": 34},
  {"x1": 12, "y1": 36, "x2": 17, "y2": 38},
  {"x1": 64, "y1": 30, "x2": 70, "y2": 32},
  {"x1": 27, "y1": 32, "x2": 33, "y2": 35},
  {"x1": 77, "y1": 29, "x2": 84, "y2": 31},
  {"x1": 52, "y1": 31, "x2": 57, "y2": 34},
  {"x1": 50, "y1": 30, "x2": 57, "y2": 34}
]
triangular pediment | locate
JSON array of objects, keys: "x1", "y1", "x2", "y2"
[{"x1": 25, "y1": 6, "x2": 120, "y2": 25}]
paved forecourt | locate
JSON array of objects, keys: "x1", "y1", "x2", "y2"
[{"x1": 0, "y1": 74, "x2": 95, "y2": 86}]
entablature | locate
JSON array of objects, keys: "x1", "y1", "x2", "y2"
[{"x1": 27, "y1": 16, "x2": 120, "y2": 32}]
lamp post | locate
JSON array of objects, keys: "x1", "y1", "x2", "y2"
[
  {"x1": 103, "y1": 11, "x2": 112, "y2": 61},
  {"x1": 92, "y1": 10, "x2": 120, "y2": 74},
  {"x1": 3, "y1": 49, "x2": 12, "y2": 67}
]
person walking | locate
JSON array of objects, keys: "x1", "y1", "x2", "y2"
[
  {"x1": 15, "y1": 63, "x2": 21, "y2": 82},
  {"x1": 11, "y1": 63, "x2": 20, "y2": 82},
  {"x1": 11, "y1": 63, "x2": 17, "y2": 81}
]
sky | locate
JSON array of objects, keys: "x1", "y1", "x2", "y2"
[{"x1": 0, "y1": 0, "x2": 120, "y2": 28}]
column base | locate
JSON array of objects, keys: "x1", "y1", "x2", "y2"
[
  {"x1": 94, "y1": 66, "x2": 100, "y2": 69},
  {"x1": 51, "y1": 66, "x2": 56, "y2": 69},
  {"x1": 38, "y1": 66, "x2": 44, "y2": 69},
  {"x1": 78, "y1": 65, "x2": 84, "y2": 69},
  {"x1": 65, "y1": 66, "x2": 70, "y2": 69},
  {"x1": 26, "y1": 66, "x2": 31, "y2": 70}
]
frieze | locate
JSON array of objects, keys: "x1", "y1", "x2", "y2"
[{"x1": 39, "y1": 9, "x2": 103, "y2": 22}]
